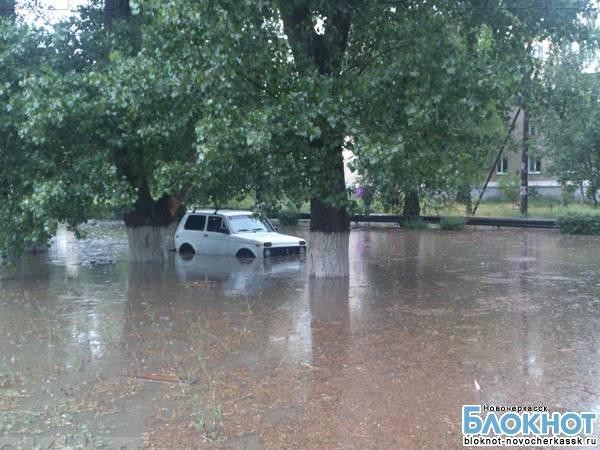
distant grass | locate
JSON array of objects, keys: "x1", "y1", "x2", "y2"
[{"x1": 425, "y1": 199, "x2": 600, "y2": 219}]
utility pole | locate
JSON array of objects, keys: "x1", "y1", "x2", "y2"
[
  {"x1": 520, "y1": 108, "x2": 529, "y2": 217},
  {"x1": 472, "y1": 108, "x2": 522, "y2": 216}
]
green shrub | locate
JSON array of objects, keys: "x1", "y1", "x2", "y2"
[
  {"x1": 499, "y1": 173, "x2": 520, "y2": 204},
  {"x1": 557, "y1": 213, "x2": 600, "y2": 235},
  {"x1": 440, "y1": 216, "x2": 467, "y2": 231},
  {"x1": 560, "y1": 183, "x2": 577, "y2": 206},
  {"x1": 402, "y1": 218, "x2": 427, "y2": 230},
  {"x1": 277, "y1": 208, "x2": 299, "y2": 226}
]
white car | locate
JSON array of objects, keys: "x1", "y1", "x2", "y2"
[{"x1": 174, "y1": 210, "x2": 307, "y2": 258}]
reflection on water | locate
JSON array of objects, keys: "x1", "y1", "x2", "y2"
[
  {"x1": 1, "y1": 223, "x2": 600, "y2": 448},
  {"x1": 175, "y1": 254, "x2": 304, "y2": 296}
]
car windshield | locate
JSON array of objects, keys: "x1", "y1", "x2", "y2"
[{"x1": 228, "y1": 215, "x2": 273, "y2": 233}]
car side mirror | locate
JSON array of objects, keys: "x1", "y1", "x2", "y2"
[{"x1": 274, "y1": 226, "x2": 279, "y2": 232}]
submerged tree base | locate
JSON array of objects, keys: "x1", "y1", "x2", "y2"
[
  {"x1": 126, "y1": 226, "x2": 167, "y2": 262},
  {"x1": 308, "y1": 231, "x2": 350, "y2": 278}
]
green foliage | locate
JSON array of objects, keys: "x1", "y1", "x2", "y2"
[
  {"x1": 440, "y1": 216, "x2": 467, "y2": 231},
  {"x1": 539, "y1": 49, "x2": 600, "y2": 207},
  {"x1": 499, "y1": 173, "x2": 520, "y2": 204},
  {"x1": 560, "y1": 184, "x2": 577, "y2": 206},
  {"x1": 277, "y1": 207, "x2": 300, "y2": 226},
  {"x1": 558, "y1": 213, "x2": 600, "y2": 235},
  {"x1": 402, "y1": 218, "x2": 427, "y2": 230},
  {"x1": 355, "y1": 0, "x2": 596, "y2": 212},
  {"x1": 0, "y1": 0, "x2": 597, "y2": 254}
]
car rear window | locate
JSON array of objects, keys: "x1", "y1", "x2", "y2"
[{"x1": 184, "y1": 215, "x2": 206, "y2": 231}]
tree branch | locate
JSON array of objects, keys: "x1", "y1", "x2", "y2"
[{"x1": 234, "y1": 69, "x2": 279, "y2": 100}]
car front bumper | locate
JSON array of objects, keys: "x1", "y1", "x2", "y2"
[{"x1": 264, "y1": 246, "x2": 306, "y2": 257}]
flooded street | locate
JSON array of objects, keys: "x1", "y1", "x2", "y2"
[{"x1": 1, "y1": 223, "x2": 600, "y2": 449}]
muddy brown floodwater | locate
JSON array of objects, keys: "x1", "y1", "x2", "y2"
[{"x1": 1, "y1": 222, "x2": 600, "y2": 449}]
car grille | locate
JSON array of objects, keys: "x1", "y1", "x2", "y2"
[{"x1": 266, "y1": 246, "x2": 304, "y2": 257}]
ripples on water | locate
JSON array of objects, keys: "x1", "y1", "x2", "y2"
[{"x1": 0, "y1": 222, "x2": 599, "y2": 449}]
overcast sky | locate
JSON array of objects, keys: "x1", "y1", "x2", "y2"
[{"x1": 16, "y1": 0, "x2": 91, "y2": 24}]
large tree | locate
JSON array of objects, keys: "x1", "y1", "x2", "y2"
[
  {"x1": 353, "y1": 6, "x2": 511, "y2": 216},
  {"x1": 1, "y1": 1, "x2": 201, "y2": 259},
  {"x1": 1, "y1": 0, "x2": 595, "y2": 278},
  {"x1": 539, "y1": 49, "x2": 600, "y2": 205}
]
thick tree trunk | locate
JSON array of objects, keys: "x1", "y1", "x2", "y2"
[
  {"x1": 402, "y1": 189, "x2": 421, "y2": 219},
  {"x1": 0, "y1": 0, "x2": 15, "y2": 19},
  {"x1": 456, "y1": 182, "x2": 473, "y2": 215},
  {"x1": 123, "y1": 192, "x2": 184, "y2": 262},
  {"x1": 309, "y1": 198, "x2": 349, "y2": 278},
  {"x1": 278, "y1": 0, "x2": 351, "y2": 278},
  {"x1": 104, "y1": 0, "x2": 130, "y2": 26},
  {"x1": 520, "y1": 110, "x2": 529, "y2": 217},
  {"x1": 126, "y1": 226, "x2": 166, "y2": 262},
  {"x1": 308, "y1": 149, "x2": 350, "y2": 278}
]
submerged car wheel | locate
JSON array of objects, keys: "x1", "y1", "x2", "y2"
[
  {"x1": 236, "y1": 248, "x2": 255, "y2": 259},
  {"x1": 179, "y1": 243, "x2": 195, "y2": 259}
]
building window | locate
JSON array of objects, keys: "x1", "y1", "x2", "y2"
[
  {"x1": 528, "y1": 157, "x2": 542, "y2": 174},
  {"x1": 496, "y1": 157, "x2": 508, "y2": 175}
]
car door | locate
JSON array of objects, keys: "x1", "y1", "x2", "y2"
[
  {"x1": 203, "y1": 215, "x2": 231, "y2": 255},
  {"x1": 181, "y1": 214, "x2": 207, "y2": 252}
]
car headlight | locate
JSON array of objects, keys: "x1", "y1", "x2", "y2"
[
  {"x1": 299, "y1": 241, "x2": 306, "y2": 246},
  {"x1": 264, "y1": 242, "x2": 272, "y2": 247}
]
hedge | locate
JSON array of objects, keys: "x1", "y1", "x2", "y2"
[
  {"x1": 557, "y1": 213, "x2": 600, "y2": 235},
  {"x1": 440, "y1": 216, "x2": 467, "y2": 231},
  {"x1": 277, "y1": 208, "x2": 300, "y2": 226},
  {"x1": 402, "y1": 218, "x2": 428, "y2": 230}
]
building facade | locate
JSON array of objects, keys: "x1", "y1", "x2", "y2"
[{"x1": 480, "y1": 109, "x2": 565, "y2": 200}]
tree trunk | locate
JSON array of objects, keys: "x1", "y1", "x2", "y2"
[
  {"x1": 456, "y1": 182, "x2": 472, "y2": 215},
  {"x1": 590, "y1": 182, "x2": 599, "y2": 207},
  {"x1": 402, "y1": 189, "x2": 421, "y2": 219},
  {"x1": 308, "y1": 149, "x2": 350, "y2": 278},
  {"x1": 0, "y1": 0, "x2": 15, "y2": 19},
  {"x1": 123, "y1": 192, "x2": 184, "y2": 262},
  {"x1": 125, "y1": 226, "x2": 167, "y2": 262},
  {"x1": 278, "y1": 0, "x2": 352, "y2": 278},
  {"x1": 520, "y1": 110, "x2": 529, "y2": 217},
  {"x1": 104, "y1": 0, "x2": 130, "y2": 26}
]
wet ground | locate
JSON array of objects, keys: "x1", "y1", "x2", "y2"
[{"x1": 1, "y1": 222, "x2": 599, "y2": 449}]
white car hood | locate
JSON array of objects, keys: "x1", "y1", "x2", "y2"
[{"x1": 233, "y1": 231, "x2": 304, "y2": 246}]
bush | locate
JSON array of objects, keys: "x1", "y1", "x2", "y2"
[
  {"x1": 499, "y1": 173, "x2": 520, "y2": 204},
  {"x1": 277, "y1": 208, "x2": 299, "y2": 226},
  {"x1": 440, "y1": 216, "x2": 467, "y2": 231},
  {"x1": 557, "y1": 213, "x2": 600, "y2": 235},
  {"x1": 402, "y1": 218, "x2": 427, "y2": 230},
  {"x1": 560, "y1": 183, "x2": 577, "y2": 206}
]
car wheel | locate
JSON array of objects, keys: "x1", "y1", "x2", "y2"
[
  {"x1": 179, "y1": 243, "x2": 195, "y2": 259},
  {"x1": 235, "y1": 248, "x2": 255, "y2": 259}
]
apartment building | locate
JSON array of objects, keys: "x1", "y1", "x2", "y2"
[{"x1": 481, "y1": 108, "x2": 563, "y2": 200}]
